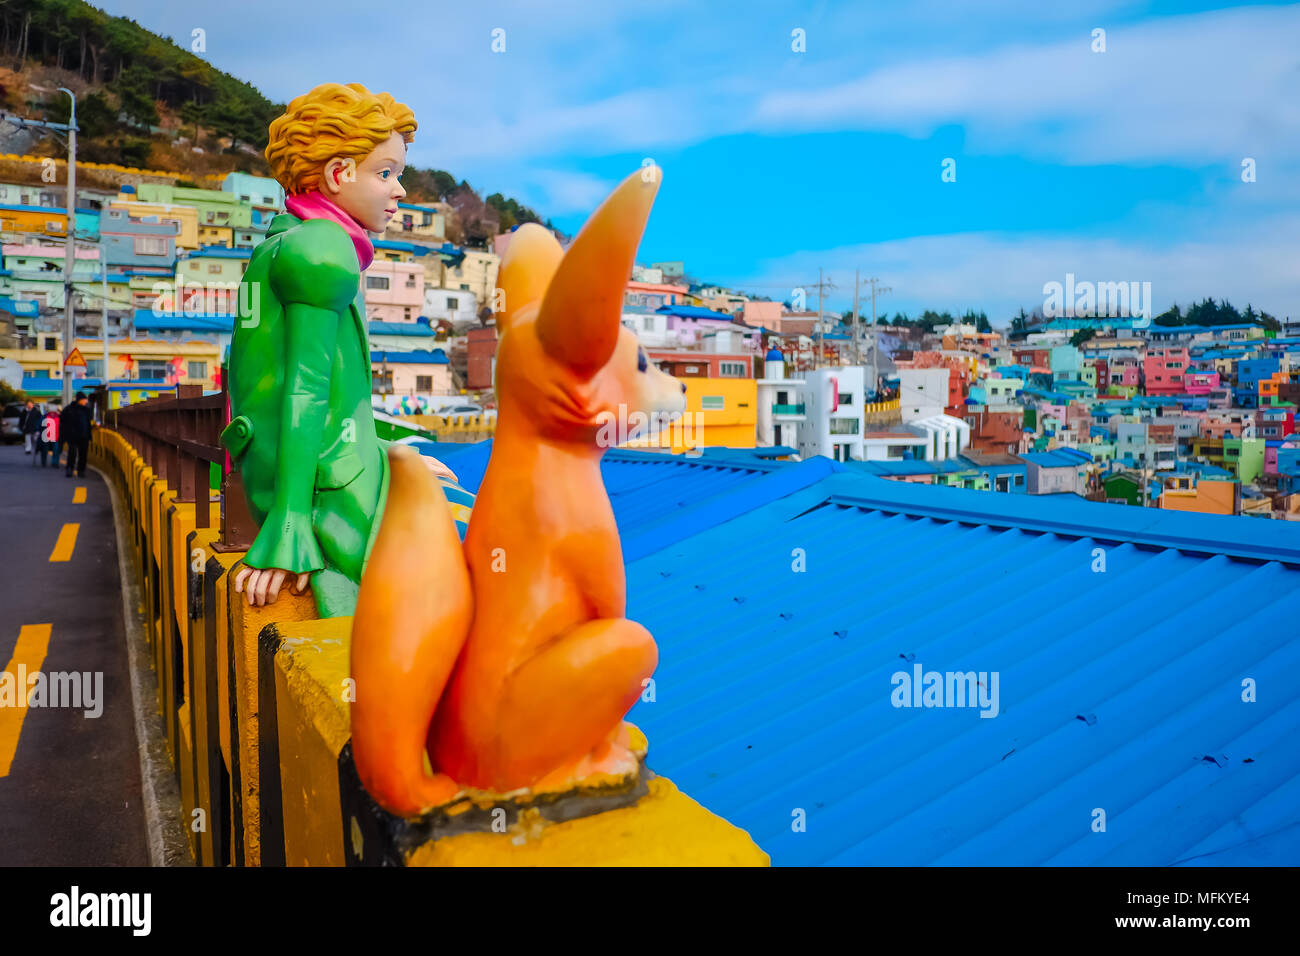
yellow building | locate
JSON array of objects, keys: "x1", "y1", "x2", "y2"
[
  {"x1": 109, "y1": 200, "x2": 199, "y2": 249},
  {"x1": 0, "y1": 205, "x2": 69, "y2": 236},
  {"x1": 0, "y1": 335, "x2": 221, "y2": 394},
  {"x1": 432, "y1": 249, "x2": 500, "y2": 309},
  {"x1": 197, "y1": 224, "x2": 234, "y2": 247},
  {"x1": 621, "y1": 377, "x2": 757, "y2": 454}
]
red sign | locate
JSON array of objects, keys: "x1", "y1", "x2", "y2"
[{"x1": 64, "y1": 347, "x2": 86, "y2": 369}]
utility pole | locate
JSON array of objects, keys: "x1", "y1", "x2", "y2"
[
  {"x1": 805, "y1": 269, "x2": 836, "y2": 371},
  {"x1": 100, "y1": 238, "x2": 110, "y2": 398},
  {"x1": 61, "y1": 89, "x2": 77, "y2": 406},
  {"x1": 865, "y1": 277, "x2": 891, "y2": 400}
]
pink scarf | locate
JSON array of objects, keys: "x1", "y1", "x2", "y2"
[{"x1": 284, "y1": 190, "x2": 375, "y2": 271}]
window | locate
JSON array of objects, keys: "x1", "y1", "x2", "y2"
[
  {"x1": 86, "y1": 359, "x2": 104, "y2": 378},
  {"x1": 366, "y1": 276, "x2": 390, "y2": 290},
  {"x1": 446, "y1": 297, "x2": 458, "y2": 310},
  {"x1": 372, "y1": 370, "x2": 393, "y2": 393},
  {"x1": 460, "y1": 283, "x2": 470, "y2": 291},
  {"x1": 829, "y1": 418, "x2": 859, "y2": 435},
  {"x1": 188, "y1": 361, "x2": 207, "y2": 379},
  {"x1": 642, "y1": 316, "x2": 654, "y2": 331},
  {"x1": 404, "y1": 308, "x2": 412, "y2": 320},
  {"x1": 701, "y1": 396, "x2": 725, "y2": 410},
  {"x1": 137, "y1": 359, "x2": 169, "y2": 379},
  {"x1": 240, "y1": 195, "x2": 250, "y2": 201},
  {"x1": 720, "y1": 362, "x2": 745, "y2": 377},
  {"x1": 44, "y1": 336, "x2": 57, "y2": 351},
  {"x1": 405, "y1": 274, "x2": 416, "y2": 287},
  {"x1": 134, "y1": 237, "x2": 167, "y2": 256},
  {"x1": 208, "y1": 264, "x2": 221, "y2": 274},
  {"x1": 416, "y1": 375, "x2": 433, "y2": 392},
  {"x1": 995, "y1": 475, "x2": 1010, "y2": 493},
  {"x1": 1014, "y1": 474, "x2": 1025, "y2": 486}
]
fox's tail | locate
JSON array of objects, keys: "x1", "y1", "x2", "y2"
[{"x1": 350, "y1": 445, "x2": 473, "y2": 816}]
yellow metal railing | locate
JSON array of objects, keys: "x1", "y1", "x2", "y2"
[{"x1": 864, "y1": 397, "x2": 901, "y2": 415}]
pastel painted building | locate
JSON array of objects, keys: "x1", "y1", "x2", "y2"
[
  {"x1": 110, "y1": 194, "x2": 199, "y2": 249},
  {"x1": 1019, "y1": 448, "x2": 1091, "y2": 495},
  {"x1": 98, "y1": 207, "x2": 178, "y2": 278},
  {"x1": 1160, "y1": 474, "x2": 1238, "y2": 516},
  {"x1": 370, "y1": 348, "x2": 454, "y2": 397},
  {"x1": 1184, "y1": 369, "x2": 1220, "y2": 395},
  {"x1": 0, "y1": 202, "x2": 100, "y2": 240},
  {"x1": 959, "y1": 450, "x2": 1028, "y2": 493},
  {"x1": 1257, "y1": 406, "x2": 1295, "y2": 441},
  {"x1": 221, "y1": 172, "x2": 285, "y2": 235},
  {"x1": 1235, "y1": 358, "x2": 1280, "y2": 408},
  {"x1": 796, "y1": 366, "x2": 868, "y2": 462},
  {"x1": 364, "y1": 259, "x2": 425, "y2": 324},
  {"x1": 756, "y1": 348, "x2": 807, "y2": 449},
  {"x1": 133, "y1": 183, "x2": 251, "y2": 248},
  {"x1": 173, "y1": 245, "x2": 251, "y2": 314},
  {"x1": 1143, "y1": 347, "x2": 1190, "y2": 396}
]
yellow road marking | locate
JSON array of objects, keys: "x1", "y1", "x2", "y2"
[
  {"x1": 73, "y1": 487, "x2": 86, "y2": 504},
  {"x1": 49, "y1": 523, "x2": 79, "y2": 562},
  {"x1": 0, "y1": 624, "x2": 53, "y2": 776}
]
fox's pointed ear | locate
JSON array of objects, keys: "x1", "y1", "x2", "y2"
[
  {"x1": 536, "y1": 166, "x2": 661, "y2": 372},
  {"x1": 495, "y1": 223, "x2": 564, "y2": 335}
]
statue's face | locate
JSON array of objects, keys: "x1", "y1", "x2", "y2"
[{"x1": 323, "y1": 132, "x2": 408, "y2": 233}]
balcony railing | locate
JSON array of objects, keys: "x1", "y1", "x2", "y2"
[{"x1": 772, "y1": 403, "x2": 805, "y2": 415}]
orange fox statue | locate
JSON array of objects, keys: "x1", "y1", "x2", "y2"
[{"x1": 350, "y1": 166, "x2": 688, "y2": 816}]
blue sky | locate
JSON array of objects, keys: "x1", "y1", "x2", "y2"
[{"x1": 100, "y1": 1, "x2": 1299, "y2": 325}]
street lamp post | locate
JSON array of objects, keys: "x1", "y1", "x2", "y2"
[{"x1": 59, "y1": 88, "x2": 77, "y2": 406}]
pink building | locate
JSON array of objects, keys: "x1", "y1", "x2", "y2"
[
  {"x1": 1184, "y1": 370, "x2": 1220, "y2": 395},
  {"x1": 1143, "y1": 347, "x2": 1190, "y2": 396},
  {"x1": 364, "y1": 260, "x2": 424, "y2": 323},
  {"x1": 1108, "y1": 358, "x2": 1140, "y2": 387}
]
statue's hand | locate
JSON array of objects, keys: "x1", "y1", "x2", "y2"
[
  {"x1": 421, "y1": 455, "x2": 459, "y2": 483},
  {"x1": 234, "y1": 565, "x2": 310, "y2": 607}
]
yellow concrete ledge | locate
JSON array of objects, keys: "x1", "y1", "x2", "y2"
[{"x1": 405, "y1": 777, "x2": 768, "y2": 867}]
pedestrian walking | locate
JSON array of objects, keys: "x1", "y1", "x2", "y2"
[
  {"x1": 60, "y1": 392, "x2": 93, "y2": 478},
  {"x1": 31, "y1": 404, "x2": 52, "y2": 467},
  {"x1": 18, "y1": 399, "x2": 40, "y2": 454}
]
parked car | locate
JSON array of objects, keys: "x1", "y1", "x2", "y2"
[{"x1": 2, "y1": 402, "x2": 25, "y2": 442}]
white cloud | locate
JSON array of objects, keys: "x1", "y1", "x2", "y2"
[{"x1": 751, "y1": 5, "x2": 1300, "y2": 166}]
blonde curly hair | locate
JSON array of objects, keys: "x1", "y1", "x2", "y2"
[{"x1": 265, "y1": 82, "x2": 417, "y2": 195}]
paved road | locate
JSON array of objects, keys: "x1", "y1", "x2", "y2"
[{"x1": 0, "y1": 440, "x2": 149, "y2": 865}]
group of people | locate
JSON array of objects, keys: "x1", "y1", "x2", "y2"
[{"x1": 16, "y1": 392, "x2": 95, "y2": 477}]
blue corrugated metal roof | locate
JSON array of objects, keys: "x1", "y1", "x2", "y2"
[
  {"x1": 371, "y1": 349, "x2": 448, "y2": 364},
  {"x1": 369, "y1": 320, "x2": 438, "y2": 337},
  {"x1": 655, "y1": 304, "x2": 736, "y2": 321},
  {"x1": 1019, "y1": 448, "x2": 1092, "y2": 468},
  {"x1": 131, "y1": 311, "x2": 234, "y2": 332},
  {"x1": 611, "y1": 467, "x2": 1300, "y2": 864}
]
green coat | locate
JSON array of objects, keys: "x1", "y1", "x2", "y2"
[{"x1": 222, "y1": 213, "x2": 389, "y2": 618}]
